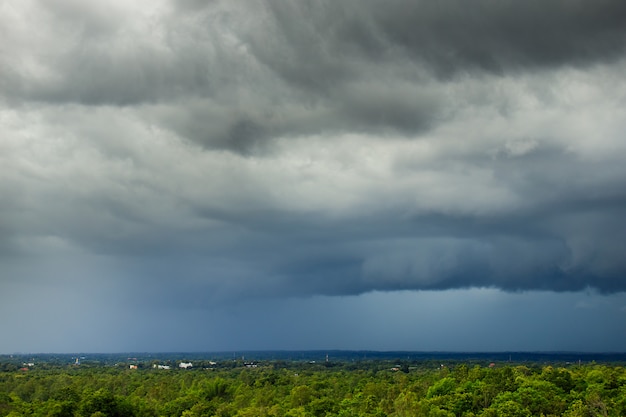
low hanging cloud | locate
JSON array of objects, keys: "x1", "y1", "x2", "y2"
[{"x1": 1, "y1": 0, "x2": 626, "y2": 309}]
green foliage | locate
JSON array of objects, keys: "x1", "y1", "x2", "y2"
[
  {"x1": 0, "y1": 362, "x2": 624, "y2": 417},
  {"x1": 427, "y1": 377, "x2": 456, "y2": 398},
  {"x1": 79, "y1": 388, "x2": 135, "y2": 417}
]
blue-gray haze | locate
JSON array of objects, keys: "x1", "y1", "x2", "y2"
[{"x1": 1, "y1": 0, "x2": 625, "y2": 353}]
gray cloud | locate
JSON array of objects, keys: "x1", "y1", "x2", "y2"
[
  {"x1": 248, "y1": 0, "x2": 626, "y2": 83},
  {"x1": 1, "y1": 0, "x2": 626, "y2": 333},
  {"x1": 4, "y1": 0, "x2": 624, "y2": 152},
  {"x1": 356, "y1": 0, "x2": 626, "y2": 74}
]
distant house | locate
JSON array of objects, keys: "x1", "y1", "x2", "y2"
[
  {"x1": 179, "y1": 362, "x2": 193, "y2": 369},
  {"x1": 153, "y1": 364, "x2": 171, "y2": 370},
  {"x1": 129, "y1": 364, "x2": 138, "y2": 369}
]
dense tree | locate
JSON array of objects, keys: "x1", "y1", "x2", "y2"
[{"x1": 0, "y1": 361, "x2": 625, "y2": 417}]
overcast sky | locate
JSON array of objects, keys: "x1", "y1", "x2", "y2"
[{"x1": 2, "y1": 0, "x2": 626, "y2": 354}]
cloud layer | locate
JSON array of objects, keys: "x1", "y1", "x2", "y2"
[{"x1": 2, "y1": 0, "x2": 626, "y2": 317}]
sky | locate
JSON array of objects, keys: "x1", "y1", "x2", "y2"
[{"x1": 1, "y1": 0, "x2": 626, "y2": 354}]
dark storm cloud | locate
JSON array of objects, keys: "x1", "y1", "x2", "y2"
[
  {"x1": 4, "y1": 0, "x2": 625, "y2": 152},
  {"x1": 245, "y1": 0, "x2": 626, "y2": 89},
  {"x1": 351, "y1": 0, "x2": 626, "y2": 74},
  {"x1": 1, "y1": 0, "x2": 626, "y2": 317}
]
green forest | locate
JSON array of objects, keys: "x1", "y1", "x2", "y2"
[{"x1": 1, "y1": 359, "x2": 625, "y2": 417}]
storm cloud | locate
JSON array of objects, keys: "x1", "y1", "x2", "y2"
[{"x1": 1, "y1": 0, "x2": 626, "y2": 352}]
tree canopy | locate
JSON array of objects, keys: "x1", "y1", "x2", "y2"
[{"x1": 1, "y1": 360, "x2": 625, "y2": 416}]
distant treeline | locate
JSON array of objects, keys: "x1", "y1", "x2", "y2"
[
  {"x1": 3, "y1": 350, "x2": 626, "y2": 368},
  {"x1": 0, "y1": 358, "x2": 625, "y2": 416}
]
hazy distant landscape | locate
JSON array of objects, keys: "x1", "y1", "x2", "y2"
[{"x1": 4, "y1": 351, "x2": 626, "y2": 369}]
